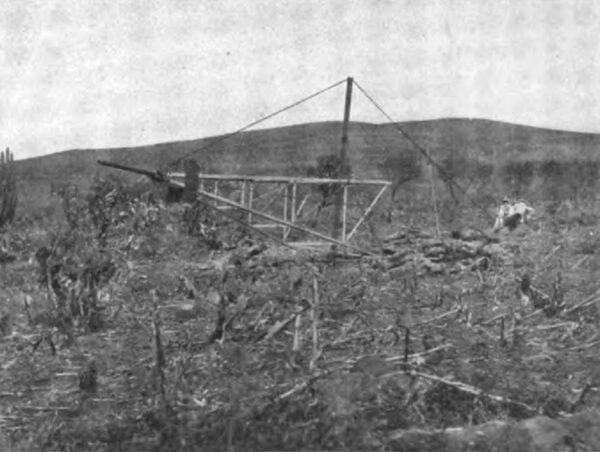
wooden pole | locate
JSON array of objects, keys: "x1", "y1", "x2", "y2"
[
  {"x1": 291, "y1": 183, "x2": 297, "y2": 223},
  {"x1": 290, "y1": 183, "x2": 297, "y2": 239},
  {"x1": 169, "y1": 172, "x2": 391, "y2": 185},
  {"x1": 296, "y1": 193, "x2": 310, "y2": 218},
  {"x1": 428, "y1": 163, "x2": 441, "y2": 237},
  {"x1": 283, "y1": 184, "x2": 289, "y2": 239},
  {"x1": 248, "y1": 182, "x2": 254, "y2": 224},
  {"x1": 293, "y1": 312, "x2": 302, "y2": 352},
  {"x1": 240, "y1": 181, "x2": 246, "y2": 207},
  {"x1": 332, "y1": 77, "x2": 353, "y2": 242},
  {"x1": 346, "y1": 185, "x2": 388, "y2": 240},
  {"x1": 342, "y1": 185, "x2": 348, "y2": 241}
]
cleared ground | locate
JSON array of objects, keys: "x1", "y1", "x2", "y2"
[{"x1": 1, "y1": 190, "x2": 600, "y2": 450}]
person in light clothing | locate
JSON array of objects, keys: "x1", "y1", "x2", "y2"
[{"x1": 493, "y1": 197, "x2": 534, "y2": 232}]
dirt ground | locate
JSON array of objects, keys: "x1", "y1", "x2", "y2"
[{"x1": 1, "y1": 199, "x2": 600, "y2": 451}]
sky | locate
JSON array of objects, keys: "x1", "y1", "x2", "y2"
[{"x1": 2, "y1": 0, "x2": 600, "y2": 159}]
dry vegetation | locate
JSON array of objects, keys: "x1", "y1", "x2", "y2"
[{"x1": 2, "y1": 143, "x2": 600, "y2": 450}]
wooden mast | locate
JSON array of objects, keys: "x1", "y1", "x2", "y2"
[{"x1": 331, "y1": 77, "x2": 353, "y2": 244}]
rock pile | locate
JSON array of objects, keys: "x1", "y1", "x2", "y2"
[{"x1": 382, "y1": 227, "x2": 514, "y2": 274}]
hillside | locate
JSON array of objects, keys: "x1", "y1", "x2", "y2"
[
  {"x1": 14, "y1": 118, "x2": 600, "y2": 212},
  {"x1": 4, "y1": 118, "x2": 600, "y2": 450}
]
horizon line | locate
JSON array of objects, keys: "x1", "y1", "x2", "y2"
[{"x1": 16, "y1": 116, "x2": 600, "y2": 162}]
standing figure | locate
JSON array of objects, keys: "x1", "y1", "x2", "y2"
[
  {"x1": 493, "y1": 197, "x2": 534, "y2": 232},
  {"x1": 493, "y1": 197, "x2": 513, "y2": 231}
]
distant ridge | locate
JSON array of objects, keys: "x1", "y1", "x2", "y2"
[{"x1": 15, "y1": 118, "x2": 600, "y2": 211}]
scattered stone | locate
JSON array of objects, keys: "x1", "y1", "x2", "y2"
[
  {"x1": 162, "y1": 301, "x2": 198, "y2": 323},
  {"x1": 383, "y1": 227, "x2": 514, "y2": 274}
]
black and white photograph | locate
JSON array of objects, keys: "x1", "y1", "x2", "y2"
[{"x1": 1, "y1": 0, "x2": 600, "y2": 450}]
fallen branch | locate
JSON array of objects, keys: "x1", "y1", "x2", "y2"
[
  {"x1": 531, "y1": 321, "x2": 578, "y2": 332},
  {"x1": 292, "y1": 311, "x2": 302, "y2": 352},
  {"x1": 521, "y1": 309, "x2": 544, "y2": 321},
  {"x1": 385, "y1": 343, "x2": 452, "y2": 362},
  {"x1": 89, "y1": 398, "x2": 123, "y2": 403},
  {"x1": 562, "y1": 289, "x2": 600, "y2": 316},
  {"x1": 411, "y1": 370, "x2": 540, "y2": 415},
  {"x1": 276, "y1": 369, "x2": 331, "y2": 401},
  {"x1": 566, "y1": 337, "x2": 600, "y2": 351},
  {"x1": 416, "y1": 308, "x2": 460, "y2": 326},
  {"x1": 522, "y1": 352, "x2": 556, "y2": 363},
  {"x1": 338, "y1": 344, "x2": 452, "y2": 369},
  {"x1": 16, "y1": 406, "x2": 78, "y2": 414},
  {"x1": 0, "y1": 415, "x2": 19, "y2": 421},
  {"x1": 325, "y1": 330, "x2": 375, "y2": 350},
  {"x1": 262, "y1": 307, "x2": 308, "y2": 342},
  {"x1": 572, "y1": 255, "x2": 590, "y2": 271},
  {"x1": 479, "y1": 312, "x2": 506, "y2": 326},
  {"x1": 277, "y1": 381, "x2": 309, "y2": 401},
  {"x1": 134, "y1": 355, "x2": 154, "y2": 367},
  {"x1": 54, "y1": 372, "x2": 78, "y2": 378},
  {"x1": 542, "y1": 245, "x2": 561, "y2": 263},
  {"x1": 251, "y1": 301, "x2": 271, "y2": 329}
]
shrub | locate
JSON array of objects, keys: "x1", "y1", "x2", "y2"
[
  {"x1": 539, "y1": 160, "x2": 567, "y2": 202},
  {"x1": 305, "y1": 154, "x2": 352, "y2": 227},
  {"x1": 306, "y1": 154, "x2": 349, "y2": 204},
  {"x1": 565, "y1": 161, "x2": 599, "y2": 202},
  {"x1": 439, "y1": 155, "x2": 469, "y2": 181},
  {"x1": 378, "y1": 152, "x2": 422, "y2": 199},
  {"x1": 501, "y1": 161, "x2": 534, "y2": 196},
  {"x1": 30, "y1": 180, "x2": 139, "y2": 332}
]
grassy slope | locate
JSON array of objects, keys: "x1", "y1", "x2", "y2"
[{"x1": 15, "y1": 118, "x2": 600, "y2": 212}]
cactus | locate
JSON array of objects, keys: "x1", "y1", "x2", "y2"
[{"x1": 0, "y1": 147, "x2": 17, "y2": 229}]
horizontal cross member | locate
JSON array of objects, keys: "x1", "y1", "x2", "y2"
[{"x1": 168, "y1": 172, "x2": 391, "y2": 186}]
